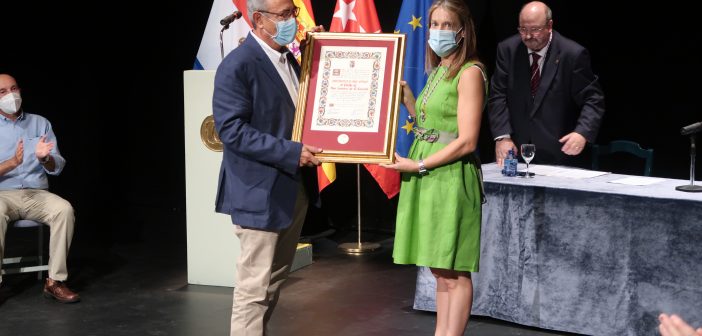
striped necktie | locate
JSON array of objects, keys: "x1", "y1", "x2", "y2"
[{"x1": 530, "y1": 52, "x2": 541, "y2": 97}]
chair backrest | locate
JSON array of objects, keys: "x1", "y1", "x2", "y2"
[{"x1": 591, "y1": 140, "x2": 654, "y2": 176}]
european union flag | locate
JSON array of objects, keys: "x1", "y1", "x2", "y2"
[{"x1": 395, "y1": 0, "x2": 431, "y2": 157}]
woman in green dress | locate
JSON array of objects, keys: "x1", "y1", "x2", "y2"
[{"x1": 381, "y1": 0, "x2": 485, "y2": 334}]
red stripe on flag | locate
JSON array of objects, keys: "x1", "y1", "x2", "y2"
[
  {"x1": 353, "y1": 0, "x2": 381, "y2": 32},
  {"x1": 318, "y1": 166, "x2": 333, "y2": 192},
  {"x1": 300, "y1": 0, "x2": 315, "y2": 21},
  {"x1": 364, "y1": 164, "x2": 400, "y2": 198},
  {"x1": 232, "y1": 0, "x2": 252, "y2": 27}
]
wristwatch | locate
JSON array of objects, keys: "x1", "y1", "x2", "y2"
[
  {"x1": 39, "y1": 155, "x2": 51, "y2": 164},
  {"x1": 418, "y1": 159, "x2": 428, "y2": 176}
]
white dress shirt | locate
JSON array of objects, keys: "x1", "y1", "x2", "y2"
[{"x1": 251, "y1": 32, "x2": 300, "y2": 107}]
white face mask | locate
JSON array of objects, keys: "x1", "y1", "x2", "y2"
[{"x1": 0, "y1": 92, "x2": 22, "y2": 115}]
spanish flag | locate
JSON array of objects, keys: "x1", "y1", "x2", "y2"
[{"x1": 291, "y1": 0, "x2": 316, "y2": 63}]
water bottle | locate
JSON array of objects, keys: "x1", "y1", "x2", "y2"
[
  {"x1": 502, "y1": 149, "x2": 514, "y2": 176},
  {"x1": 507, "y1": 150, "x2": 518, "y2": 176},
  {"x1": 503, "y1": 149, "x2": 518, "y2": 177}
]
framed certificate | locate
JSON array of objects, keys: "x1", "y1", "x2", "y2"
[{"x1": 292, "y1": 32, "x2": 406, "y2": 164}]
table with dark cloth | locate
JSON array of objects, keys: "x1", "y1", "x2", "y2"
[{"x1": 413, "y1": 163, "x2": 702, "y2": 336}]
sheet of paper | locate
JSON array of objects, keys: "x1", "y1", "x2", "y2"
[
  {"x1": 527, "y1": 165, "x2": 610, "y2": 179},
  {"x1": 310, "y1": 46, "x2": 386, "y2": 133},
  {"x1": 608, "y1": 176, "x2": 667, "y2": 186}
]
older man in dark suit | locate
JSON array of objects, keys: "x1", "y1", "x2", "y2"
[
  {"x1": 488, "y1": 1, "x2": 605, "y2": 167},
  {"x1": 212, "y1": 0, "x2": 323, "y2": 334}
]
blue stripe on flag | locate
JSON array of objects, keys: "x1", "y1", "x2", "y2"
[{"x1": 193, "y1": 58, "x2": 204, "y2": 70}]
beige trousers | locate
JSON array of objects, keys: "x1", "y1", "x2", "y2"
[
  {"x1": 0, "y1": 189, "x2": 75, "y2": 283},
  {"x1": 230, "y1": 185, "x2": 308, "y2": 336}
]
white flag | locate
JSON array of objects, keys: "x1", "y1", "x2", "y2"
[{"x1": 194, "y1": 0, "x2": 251, "y2": 70}]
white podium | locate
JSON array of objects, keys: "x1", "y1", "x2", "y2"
[
  {"x1": 183, "y1": 70, "x2": 312, "y2": 287},
  {"x1": 183, "y1": 70, "x2": 240, "y2": 287}
]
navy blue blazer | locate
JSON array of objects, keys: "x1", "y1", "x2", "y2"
[
  {"x1": 487, "y1": 31, "x2": 605, "y2": 165},
  {"x1": 213, "y1": 33, "x2": 304, "y2": 231}
]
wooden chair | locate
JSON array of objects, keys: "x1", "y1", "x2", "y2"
[{"x1": 591, "y1": 140, "x2": 654, "y2": 176}]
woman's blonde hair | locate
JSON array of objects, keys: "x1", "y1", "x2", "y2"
[{"x1": 425, "y1": 0, "x2": 481, "y2": 80}]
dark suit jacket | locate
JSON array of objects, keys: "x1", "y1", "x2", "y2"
[
  {"x1": 487, "y1": 31, "x2": 605, "y2": 165},
  {"x1": 213, "y1": 33, "x2": 305, "y2": 231}
]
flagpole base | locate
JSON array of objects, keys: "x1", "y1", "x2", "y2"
[{"x1": 339, "y1": 242, "x2": 381, "y2": 255}]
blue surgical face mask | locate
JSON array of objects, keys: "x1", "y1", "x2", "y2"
[
  {"x1": 263, "y1": 16, "x2": 298, "y2": 47},
  {"x1": 428, "y1": 28, "x2": 463, "y2": 57}
]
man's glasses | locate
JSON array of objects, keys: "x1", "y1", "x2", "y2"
[
  {"x1": 258, "y1": 6, "x2": 300, "y2": 20},
  {"x1": 517, "y1": 25, "x2": 548, "y2": 36}
]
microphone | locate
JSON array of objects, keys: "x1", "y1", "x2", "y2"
[
  {"x1": 220, "y1": 11, "x2": 242, "y2": 26},
  {"x1": 681, "y1": 121, "x2": 702, "y2": 136}
]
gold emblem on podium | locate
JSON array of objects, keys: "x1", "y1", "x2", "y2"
[{"x1": 200, "y1": 115, "x2": 223, "y2": 152}]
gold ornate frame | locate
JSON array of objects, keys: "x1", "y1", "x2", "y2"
[{"x1": 292, "y1": 32, "x2": 406, "y2": 164}]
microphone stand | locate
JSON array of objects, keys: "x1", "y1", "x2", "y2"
[
  {"x1": 676, "y1": 135, "x2": 702, "y2": 192},
  {"x1": 219, "y1": 24, "x2": 230, "y2": 61}
]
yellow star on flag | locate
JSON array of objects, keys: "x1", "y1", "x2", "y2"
[
  {"x1": 401, "y1": 119, "x2": 415, "y2": 134},
  {"x1": 394, "y1": 29, "x2": 401, "y2": 34},
  {"x1": 408, "y1": 15, "x2": 422, "y2": 31}
]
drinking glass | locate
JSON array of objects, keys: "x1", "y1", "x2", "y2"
[{"x1": 520, "y1": 144, "x2": 535, "y2": 178}]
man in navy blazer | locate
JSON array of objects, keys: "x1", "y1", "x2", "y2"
[
  {"x1": 488, "y1": 1, "x2": 605, "y2": 167},
  {"x1": 212, "y1": 0, "x2": 322, "y2": 334}
]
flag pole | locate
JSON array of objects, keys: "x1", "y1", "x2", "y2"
[{"x1": 339, "y1": 164, "x2": 381, "y2": 254}]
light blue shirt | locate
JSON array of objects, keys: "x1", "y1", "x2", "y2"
[{"x1": 0, "y1": 112, "x2": 65, "y2": 190}]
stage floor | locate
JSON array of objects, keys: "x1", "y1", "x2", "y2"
[{"x1": 0, "y1": 223, "x2": 577, "y2": 336}]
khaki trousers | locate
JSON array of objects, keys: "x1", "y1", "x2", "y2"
[
  {"x1": 230, "y1": 185, "x2": 308, "y2": 336},
  {"x1": 0, "y1": 189, "x2": 74, "y2": 283}
]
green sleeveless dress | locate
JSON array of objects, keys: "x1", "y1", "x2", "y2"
[{"x1": 392, "y1": 63, "x2": 484, "y2": 272}]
